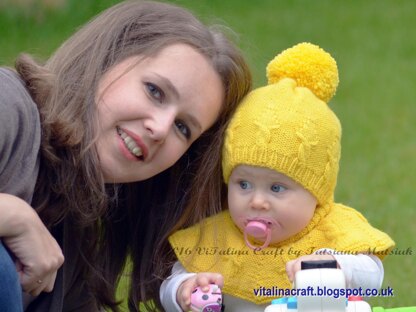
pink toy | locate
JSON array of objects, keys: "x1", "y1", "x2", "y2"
[{"x1": 190, "y1": 284, "x2": 223, "y2": 312}]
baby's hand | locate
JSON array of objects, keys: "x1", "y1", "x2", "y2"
[
  {"x1": 285, "y1": 254, "x2": 337, "y2": 283},
  {"x1": 177, "y1": 272, "x2": 223, "y2": 311}
]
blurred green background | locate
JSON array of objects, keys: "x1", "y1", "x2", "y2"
[{"x1": 1, "y1": 0, "x2": 414, "y2": 309}]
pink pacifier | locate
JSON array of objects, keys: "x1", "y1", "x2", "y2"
[{"x1": 244, "y1": 219, "x2": 274, "y2": 250}]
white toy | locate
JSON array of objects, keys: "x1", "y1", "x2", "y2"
[
  {"x1": 264, "y1": 260, "x2": 372, "y2": 312},
  {"x1": 346, "y1": 297, "x2": 373, "y2": 312}
]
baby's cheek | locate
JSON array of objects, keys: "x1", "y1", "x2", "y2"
[{"x1": 286, "y1": 214, "x2": 310, "y2": 235}]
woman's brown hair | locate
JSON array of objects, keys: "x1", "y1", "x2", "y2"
[{"x1": 15, "y1": 1, "x2": 251, "y2": 310}]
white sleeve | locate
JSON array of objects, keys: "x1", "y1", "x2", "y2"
[
  {"x1": 160, "y1": 261, "x2": 196, "y2": 312},
  {"x1": 315, "y1": 248, "x2": 384, "y2": 290}
]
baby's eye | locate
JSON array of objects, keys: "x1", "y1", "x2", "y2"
[
  {"x1": 239, "y1": 181, "x2": 251, "y2": 190},
  {"x1": 145, "y1": 82, "x2": 164, "y2": 102},
  {"x1": 175, "y1": 120, "x2": 191, "y2": 140},
  {"x1": 271, "y1": 184, "x2": 286, "y2": 193}
]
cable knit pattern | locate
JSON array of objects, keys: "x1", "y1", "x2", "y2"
[
  {"x1": 169, "y1": 208, "x2": 394, "y2": 305},
  {"x1": 222, "y1": 43, "x2": 341, "y2": 205},
  {"x1": 169, "y1": 43, "x2": 395, "y2": 305}
]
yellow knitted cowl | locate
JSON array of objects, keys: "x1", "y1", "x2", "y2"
[{"x1": 169, "y1": 204, "x2": 395, "y2": 305}]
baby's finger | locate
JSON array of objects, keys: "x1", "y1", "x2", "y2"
[
  {"x1": 195, "y1": 274, "x2": 211, "y2": 291},
  {"x1": 211, "y1": 273, "x2": 224, "y2": 288},
  {"x1": 285, "y1": 259, "x2": 298, "y2": 282},
  {"x1": 177, "y1": 289, "x2": 191, "y2": 309},
  {"x1": 177, "y1": 291, "x2": 191, "y2": 312},
  {"x1": 178, "y1": 277, "x2": 198, "y2": 308}
]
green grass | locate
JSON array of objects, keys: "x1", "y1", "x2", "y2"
[{"x1": 1, "y1": 0, "x2": 415, "y2": 309}]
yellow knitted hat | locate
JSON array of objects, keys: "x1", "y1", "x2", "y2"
[{"x1": 222, "y1": 42, "x2": 340, "y2": 205}]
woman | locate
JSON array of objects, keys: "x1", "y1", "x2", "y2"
[{"x1": 0, "y1": 1, "x2": 252, "y2": 311}]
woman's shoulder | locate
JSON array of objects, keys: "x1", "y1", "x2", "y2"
[
  {"x1": 0, "y1": 67, "x2": 41, "y2": 202},
  {"x1": 0, "y1": 67, "x2": 24, "y2": 90},
  {"x1": 0, "y1": 67, "x2": 40, "y2": 131}
]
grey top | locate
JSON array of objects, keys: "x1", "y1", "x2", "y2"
[
  {"x1": 0, "y1": 68, "x2": 40, "y2": 203},
  {"x1": 0, "y1": 68, "x2": 98, "y2": 311}
]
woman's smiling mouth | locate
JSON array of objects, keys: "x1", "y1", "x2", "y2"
[{"x1": 116, "y1": 126, "x2": 146, "y2": 160}]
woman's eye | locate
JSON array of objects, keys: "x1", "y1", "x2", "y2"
[
  {"x1": 271, "y1": 184, "x2": 286, "y2": 193},
  {"x1": 175, "y1": 120, "x2": 191, "y2": 139},
  {"x1": 146, "y1": 82, "x2": 164, "y2": 102},
  {"x1": 239, "y1": 181, "x2": 251, "y2": 190}
]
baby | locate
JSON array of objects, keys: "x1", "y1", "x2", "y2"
[{"x1": 160, "y1": 43, "x2": 395, "y2": 312}]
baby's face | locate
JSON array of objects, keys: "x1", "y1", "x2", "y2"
[{"x1": 227, "y1": 165, "x2": 317, "y2": 245}]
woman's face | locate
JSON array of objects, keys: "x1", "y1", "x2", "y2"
[{"x1": 95, "y1": 43, "x2": 224, "y2": 183}]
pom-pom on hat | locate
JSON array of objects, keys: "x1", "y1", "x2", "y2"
[{"x1": 222, "y1": 42, "x2": 341, "y2": 205}]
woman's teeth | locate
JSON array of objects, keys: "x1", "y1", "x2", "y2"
[{"x1": 117, "y1": 127, "x2": 143, "y2": 157}]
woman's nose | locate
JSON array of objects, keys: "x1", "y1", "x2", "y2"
[
  {"x1": 145, "y1": 108, "x2": 176, "y2": 143},
  {"x1": 250, "y1": 192, "x2": 270, "y2": 211}
]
